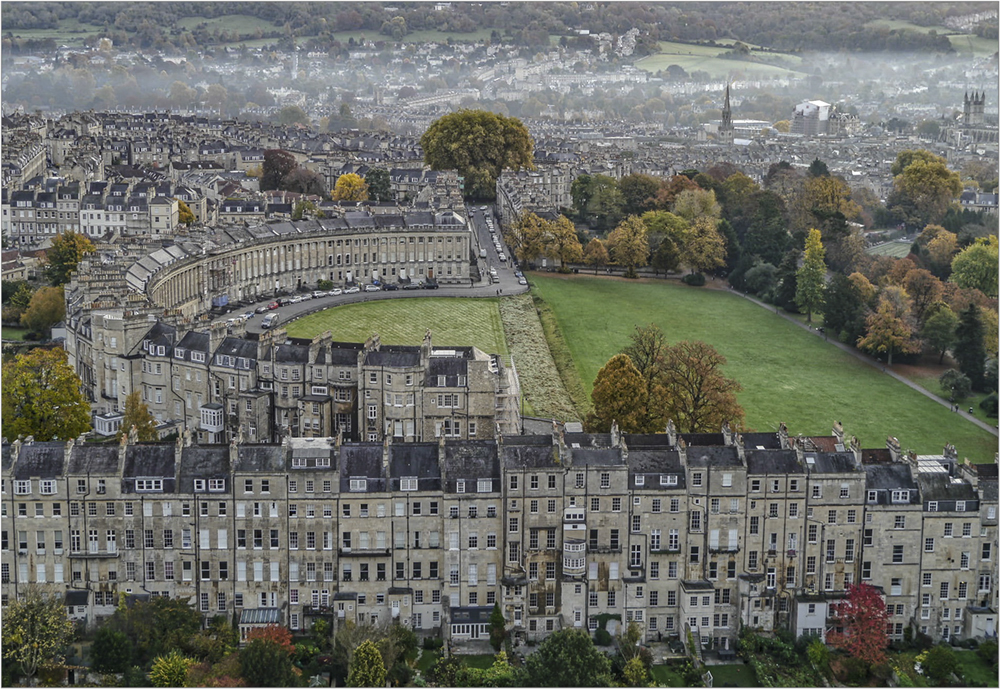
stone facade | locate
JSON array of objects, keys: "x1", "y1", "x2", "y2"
[{"x1": 2, "y1": 427, "x2": 995, "y2": 649}]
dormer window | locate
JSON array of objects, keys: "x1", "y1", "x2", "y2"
[
  {"x1": 635, "y1": 475, "x2": 645, "y2": 486},
  {"x1": 400, "y1": 477, "x2": 418, "y2": 491},
  {"x1": 891, "y1": 490, "x2": 910, "y2": 504},
  {"x1": 349, "y1": 478, "x2": 367, "y2": 492},
  {"x1": 135, "y1": 479, "x2": 163, "y2": 492},
  {"x1": 867, "y1": 490, "x2": 878, "y2": 503},
  {"x1": 660, "y1": 475, "x2": 678, "y2": 486},
  {"x1": 477, "y1": 479, "x2": 492, "y2": 493}
]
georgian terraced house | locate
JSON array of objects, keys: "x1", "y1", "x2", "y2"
[{"x1": 2, "y1": 425, "x2": 996, "y2": 650}]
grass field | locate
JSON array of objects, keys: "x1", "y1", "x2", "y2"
[
  {"x1": 902, "y1": 369, "x2": 996, "y2": 428},
  {"x1": 460, "y1": 654, "x2": 498, "y2": 670},
  {"x1": 650, "y1": 664, "x2": 687, "y2": 687},
  {"x1": 415, "y1": 649, "x2": 440, "y2": 673},
  {"x1": 529, "y1": 274, "x2": 997, "y2": 461},
  {"x1": 864, "y1": 19, "x2": 953, "y2": 34},
  {"x1": 708, "y1": 663, "x2": 760, "y2": 687},
  {"x1": 863, "y1": 19, "x2": 998, "y2": 57},
  {"x1": 635, "y1": 40, "x2": 805, "y2": 78},
  {"x1": 284, "y1": 298, "x2": 508, "y2": 356},
  {"x1": 954, "y1": 650, "x2": 999, "y2": 686},
  {"x1": 176, "y1": 14, "x2": 276, "y2": 34},
  {"x1": 866, "y1": 241, "x2": 914, "y2": 258},
  {"x1": 1, "y1": 327, "x2": 30, "y2": 341}
]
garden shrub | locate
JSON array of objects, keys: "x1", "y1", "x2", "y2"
[
  {"x1": 976, "y1": 639, "x2": 998, "y2": 667},
  {"x1": 682, "y1": 272, "x2": 706, "y2": 286},
  {"x1": 594, "y1": 628, "x2": 613, "y2": 646}
]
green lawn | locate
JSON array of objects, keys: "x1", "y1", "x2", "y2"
[
  {"x1": 636, "y1": 40, "x2": 804, "y2": 78},
  {"x1": 1, "y1": 327, "x2": 30, "y2": 341},
  {"x1": 284, "y1": 298, "x2": 508, "y2": 356},
  {"x1": 903, "y1": 370, "x2": 997, "y2": 429},
  {"x1": 176, "y1": 14, "x2": 277, "y2": 33},
  {"x1": 529, "y1": 274, "x2": 997, "y2": 461},
  {"x1": 954, "y1": 650, "x2": 999, "y2": 687},
  {"x1": 867, "y1": 241, "x2": 914, "y2": 258},
  {"x1": 650, "y1": 664, "x2": 688, "y2": 687},
  {"x1": 415, "y1": 649, "x2": 440, "y2": 673},
  {"x1": 708, "y1": 663, "x2": 760, "y2": 687},
  {"x1": 461, "y1": 653, "x2": 498, "y2": 669}
]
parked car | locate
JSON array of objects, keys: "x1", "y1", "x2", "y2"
[
  {"x1": 277, "y1": 297, "x2": 292, "y2": 306},
  {"x1": 518, "y1": 277, "x2": 528, "y2": 285},
  {"x1": 344, "y1": 286, "x2": 360, "y2": 294},
  {"x1": 514, "y1": 271, "x2": 523, "y2": 278},
  {"x1": 384, "y1": 283, "x2": 399, "y2": 291},
  {"x1": 498, "y1": 253, "x2": 506, "y2": 262},
  {"x1": 268, "y1": 301, "x2": 280, "y2": 309},
  {"x1": 364, "y1": 284, "x2": 381, "y2": 292},
  {"x1": 261, "y1": 313, "x2": 280, "y2": 329},
  {"x1": 312, "y1": 290, "x2": 326, "y2": 298},
  {"x1": 422, "y1": 281, "x2": 439, "y2": 289},
  {"x1": 255, "y1": 305, "x2": 270, "y2": 314},
  {"x1": 329, "y1": 288, "x2": 342, "y2": 296},
  {"x1": 300, "y1": 293, "x2": 313, "y2": 301},
  {"x1": 403, "y1": 282, "x2": 422, "y2": 290}
]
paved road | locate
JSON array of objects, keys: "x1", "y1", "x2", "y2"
[
  {"x1": 219, "y1": 206, "x2": 527, "y2": 337},
  {"x1": 727, "y1": 282, "x2": 998, "y2": 438}
]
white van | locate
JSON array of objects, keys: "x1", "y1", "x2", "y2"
[
  {"x1": 261, "y1": 313, "x2": 280, "y2": 329},
  {"x1": 480, "y1": 248, "x2": 487, "y2": 258}
]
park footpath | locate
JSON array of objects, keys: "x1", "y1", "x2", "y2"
[{"x1": 727, "y1": 283, "x2": 998, "y2": 438}]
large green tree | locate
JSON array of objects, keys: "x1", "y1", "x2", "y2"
[
  {"x1": 950, "y1": 235, "x2": 998, "y2": 297},
  {"x1": 680, "y1": 216, "x2": 727, "y2": 276},
  {"x1": 583, "y1": 237, "x2": 609, "y2": 273},
  {"x1": 2, "y1": 348, "x2": 90, "y2": 441},
  {"x1": 1, "y1": 589, "x2": 76, "y2": 681},
  {"x1": 261, "y1": 149, "x2": 298, "y2": 192},
  {"x1": 618, "y1": 173, "x2": 660, "y2": 215},
  {"x1": 44, "y1": 230, "x2": 95, "y2": 286},
  {"x1": 365, "y1": 167, "x2": 392, "y2": 203},
  {"x1": 824, "y1": 273, "x2": 874, "y2": 345},
  {"x1": 888, "y1": 149, "x2": 962, "y2": 228},
  {"x1": 20, "y1": 285, "x2": 65, "y2": 339},
  {"x1": 795, "y1": 228, "x2": 826, "y2": 322},
  {"x1": 90, "y1": 627, "x2": 134, "y2": 673},
  {"x1": 347, "y1": 640, "x2": 387, "y2": 688},
  {"x1": 489, "y1": 603, "x2": 507, "y2": 652},
  {"x1": 118, "y1": 390, "x2": 159, "y2": 442},
  {"x1": 149, "y1": 650, "x2": 194, "y2": 688},
  {"x1": 421, "y1": 110, "x2": 533, "y2": 200},
  {"x1": 921, "y1": 304, "x2": 959, "y2": 364},
  {"x1": 108, "y1": 595, "x2": 203, "y2": 667},
  {"x1": 241, "y1": 638, "x2": 297, "y2": 688},
  {"x1": 523, "y1": 629, "x2": 613, "y2": 687},
  {"x1": 333, "y1": 172, "x2": 369, "y2": 201},
  {"x1": 954, "y1": 303, "x2": 988, "y2": 390},
  {"x1": 586, "y1": 354, "x2": 648, "y2": 433}
]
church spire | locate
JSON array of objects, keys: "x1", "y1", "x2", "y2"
[{"x1": 719, "y1": 82, "x2": 734, "y2": 145}]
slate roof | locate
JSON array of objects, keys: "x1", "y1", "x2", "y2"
[
  {"x1": 807, "y1": 452, "x2": 858, "y2": 474},
  {"x1": 444, "y1": 441, "x2": 500, "y2": 483},
  {"x1": 741, "y1": 432, "x2": 782, "y2": 450},
  {"x1": 746, "y1": 449, "x2": 802, "y2": 475},
  {"x1": 67, "y1": 444, "x2": 120, "y2": 475},
  {"x1": 687, "y1": 446, "x2": 742, "y2": 468},
  {"x1": 366, "y1": 346, "x2": 421, "y2": 368},
  {"x1": 235, "y1": 445, "x2": 286, "y2": 473},
  {"x1": 275, "y1": 343, "x2": 310, "y2": 363},
  {"x1": 340, "y1": 444, "x2": 385, "y2": 487},
  {"x1": 177, "y1": 446, "x2": 231, "y2": 493},
  {"x1": 12, "y1": 442, "x2": 65, "y2": 479},
  {"x1": 389, "y1": 443, "x2": 441, "y2": 492},
  {"x1": 864, "y1": 463, "x2": 918, "y2": 492},
  {"x1": 682, "y1": 433, "x2": 726, "y2": 446},
  {"x1": 570, "y1": 446, "x2": 623, "y2": 466},
  {"x1": 625, "y1": 449, "x2": 682, "y2": 473},
  {"x1": 622, "y1": 434, "x2": 674, "y2": 449},
  {"x1": 917, "y1": 474, "x2": 979, "y2": 502},
  {"x1": 501, "y1": 437, "x2": 558, "y2": 469},
  {"x1": 215, "y1": 336, "x2": 258, "y2": 360},
  {"x1": 564, "y1": 432, "x2": 613, "y2": 448},
  {"x1": 122, "y1": 444, "x2": 175, "y2": 478}
]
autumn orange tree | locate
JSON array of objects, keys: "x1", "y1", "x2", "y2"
[
  {"x1": 857, "y1": 297, "x2": 921, "y2": 366},
  {"x1": 245, "y1": 625, "x2": 294, "y2": 654},
  {"x1": 658, "y1": 340, "x2": 745, "y2": 433},
  {"x1": 586, "y1": 354, "x2": 648, "y2": 433},
  {"x1": 826, "y1": 582, "x2": 889, "y2": 668}
]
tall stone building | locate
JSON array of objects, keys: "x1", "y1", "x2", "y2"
[{"x1": 3, "y1": 426, "x2": 995, "y2": 649}]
